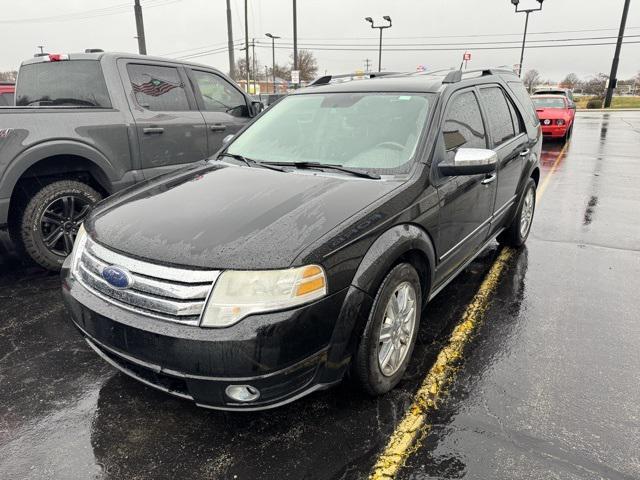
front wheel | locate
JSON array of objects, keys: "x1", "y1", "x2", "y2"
[
  {"x1": 354, "y1": 263, "x2": 422, "y2": 395},
  {"x1": 497, "y1": 178, "x2": 536, "y2": 247},
  {"x1": 18, "y1": 180, "x2": 102, "y2": 271}
]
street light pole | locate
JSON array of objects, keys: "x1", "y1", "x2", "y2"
[
  {"x1": 365, "y1": 16, "x2": 392, "y2": 72},
  {"x1": 510, "y1": 0, "x2": 544, "y2": 77},
  {"x1": 226, "y1": 0, "x2": 235, "y2": 79},
  {"x1": 244, "y1": 0, "x2": 249, "y2": 93},
  {"x1": 266, "y1": 33, "x2": 281, "y2": 93},
  {"x1": 604, "y1": 0, "x2": 631, "y2": 108},
  {"x1": 134, "y1": 0, "x2": 147, "y2": 55}
]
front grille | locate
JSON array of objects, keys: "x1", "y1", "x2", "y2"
[{"x1": 76, "y1": 238, "x2": 219, "y2": 325}]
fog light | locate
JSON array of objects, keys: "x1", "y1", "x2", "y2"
[{"x1": 225, "y1": 385, "x2": 260, "y2": 402}]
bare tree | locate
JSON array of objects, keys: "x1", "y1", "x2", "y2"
[
  {"x1": 582, "y1": 73, "x2": 609, "y2": 96},
  {"x1": 522, "y1": 69, "x2": 541, "y2": 93},
  {"x1": 559, "y1": 73, "x2": 580, "y2": 90},
  {"x1": 290, "y1": 49, "x2": 318, "y2": 82},
  {"x1": 233, "y1": 56, "x2": 262, "y2": 82},
  {"x1": 0, "y1": 70, "x2": 18, "y2": 82}
]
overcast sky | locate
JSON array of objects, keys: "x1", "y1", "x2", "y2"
[{"x1": 1, "y1": 0, "x2": 639, "y2": 81}]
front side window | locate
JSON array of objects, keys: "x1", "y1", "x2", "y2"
[
  {"x1": 192, "y1": 70, "x2": 248, "y2": 117},
  {"x1": 16, "y1": 60, "x2": 110, "y2": 107},
  {"x1": 127, "y1": 64, "x2": 189, "y2": 111},
  {"x1": 227, "y1": 92, "x2": 433, "y2": 174},
  {"x1": 480, "y1": 87, "x2": 516, "y2": 146},
  {"x1": 442, "y1": 90, "x2": 486, "y2": 154}
]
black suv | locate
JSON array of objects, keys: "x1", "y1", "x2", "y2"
[{"x1": 62, "y1": 68, "x2": 541, "y2": 411}]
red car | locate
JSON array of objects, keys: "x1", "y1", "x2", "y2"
[
  {"x1": 531, "y1": 94, "x2": 575, "y2": 141},
  {"x1": 0, "y1": 81, "x2": 15, "y2": 106}
]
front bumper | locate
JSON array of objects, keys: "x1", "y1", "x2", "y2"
[
  {"x1": 541, "y1": 123, "x2": 568, "y2": 138},
  {"x1": 62, "y1": 261, "x2": 368, "y2": 411}
]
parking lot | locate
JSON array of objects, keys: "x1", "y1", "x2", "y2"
[{"x1": 0, "y1": 110, "x2": 637, "y2": 479}]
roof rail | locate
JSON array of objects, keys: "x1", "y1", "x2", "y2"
[{"x1": 308, "y1": 71, "x2": 402, "y2": 87}]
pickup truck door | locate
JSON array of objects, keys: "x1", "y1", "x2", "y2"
[
  {"x1": 477, "y1": 86, "x2": 528, "y2": 234},
  {"x1": 186, "y1": 68, "x2": 253, "y2": 156},
  {"x1": 122, "y1": 61, "x2": 208, "y2": 179},
  {"x1": 433, "y1": 88, "x2": 497, "y2": 284}
]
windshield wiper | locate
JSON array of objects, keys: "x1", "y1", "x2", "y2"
[
  {"x1": 263, "y1": 161, "x2": 381, "y2": 180},
  {"x1": 218, "y1": 153, "x2": 287, "y2": 172}
]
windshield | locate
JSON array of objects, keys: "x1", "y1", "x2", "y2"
[
  {"x1": 227, "y1": 92, "x2": 433, "y2": 174},
  {"x1": 16, "y1": 60, "x2": 111, "y2": 107},
  {"x1": 532, "y1": 97, "x2": 566, "y2": 109}
]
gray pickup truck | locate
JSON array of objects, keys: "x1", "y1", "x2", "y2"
[{"x1": 0, "y1": 51, "x2": 260, "y2": 270}]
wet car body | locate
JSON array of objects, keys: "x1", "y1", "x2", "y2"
[
  {"x1": 61, "y1": 69, "x2": 542, "y2": 410},
  {"x1": 533, "y1": 94, "x2": 576, "y2": 139}
]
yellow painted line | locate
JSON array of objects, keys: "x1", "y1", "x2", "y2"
[
  {"x1": 369, "y1": 144, "x2": 567, "y2": 479},
  {"x1": 537, "y1": 141, "x2": 569, "y2": 198}
]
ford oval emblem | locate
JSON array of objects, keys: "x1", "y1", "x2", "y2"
[{"x1": 102, "y1": 265, "x2": 133, "y2": 290}]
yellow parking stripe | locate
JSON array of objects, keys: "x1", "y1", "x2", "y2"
[{"x1": 369, "y1": 144, "x2": 566, "y2": 479}]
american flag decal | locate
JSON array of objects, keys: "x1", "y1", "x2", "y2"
[{"x1": 132, "y1": 77, "x2": 181, "y2": 97}]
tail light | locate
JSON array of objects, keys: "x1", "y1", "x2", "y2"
[{"x1": 46, "y1": 54, "x2": 69, "y2": 62}]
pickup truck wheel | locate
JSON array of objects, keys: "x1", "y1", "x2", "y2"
[
  {"x1": 497, "y1": 178, "x2": 536, "y2": 248},
  {"x1": 354, "y1": 263, "x2": 421, "y2": 396},
  {"x1": 19, "y1": 180, "x2": 102, "y2": 271}
]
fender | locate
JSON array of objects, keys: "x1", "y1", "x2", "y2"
[
  {"x1": 350, "y1": 223, "x2": 436, "y2": 300},
  {"x1": 0, "y1": 139, "x2": 121, "y2": 200}
]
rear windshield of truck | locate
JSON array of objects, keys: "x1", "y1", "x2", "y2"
[{"x1": 15, "y1": 60, "x2": 111, "y2": 108}]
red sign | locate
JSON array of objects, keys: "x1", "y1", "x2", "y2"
[{"x1": 463, "y1": 52, "x2": 471, "y2": 61}]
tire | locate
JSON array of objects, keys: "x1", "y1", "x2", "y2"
[
  {"x1": 17, "y1": 180, "x2": 102, "y2": 271},
  {"x1": 354, "y1": 262, "x2": 422, "y2": 396},
  {"x1": 497, "y1": 178, "x2": 536, "y2": 248}
]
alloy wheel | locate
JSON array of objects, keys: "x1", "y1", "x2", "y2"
[
  {"x1": 39, "y1": 195, "x2": 91, "y2": 257},
  {"x1": 377, "y1": 281, "x2": 417, "y2": 377},
  {"x1": 520, "y1": 188, "x2": 535, "y2": 238}
]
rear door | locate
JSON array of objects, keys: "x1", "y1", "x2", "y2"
[
  {"x1": 186, "y1": 68, "x2": 253, "y2": 156},
  {"x1": 122, "y1": 61, "x2": 208, "y2": 178},
  {"x1": 478, "y1": 85, "x2": 528, "y2": 232}
]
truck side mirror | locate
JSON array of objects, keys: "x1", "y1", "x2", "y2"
[{"x1": 439, "y1": 148, "x2": 498, "y2": 176}]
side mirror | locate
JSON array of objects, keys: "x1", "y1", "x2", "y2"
[
  {"x1": 222, "y1": 134, "x2": 234, "y2": 144},
  {"x1": 439, "y1": 148, "x2": 497, "y2": 176},
  {"x1": 251, "y1": 100, "x2": 264, "y2": 116}
]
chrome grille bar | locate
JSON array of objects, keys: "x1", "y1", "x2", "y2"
[{"x1": 75, "y1": 238, "x2": 219, "y2": 325}]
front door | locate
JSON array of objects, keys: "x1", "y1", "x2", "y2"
[
  {"x1": 433, "y1": 88, "x2": 497, "y2": 284},
  {"x1": 123, "y1": 61, "x2": 208, "y2": 179},
  {"x1": 187, "y1": 68, "x2": 253, "y2": 156}
]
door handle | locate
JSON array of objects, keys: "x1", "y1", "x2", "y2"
[
  {"x1": 481, "y1": 173, "x2": 497, "y2": 185},
  {"x1": 143, "y1": 127, "x2": 164, "y2": 135},
  {"x1": 519, "y1": 148, "x2": 530, "y2": 157},
  {"x1": 210, "y1": 124, "x2": 227, "y2": 132}
]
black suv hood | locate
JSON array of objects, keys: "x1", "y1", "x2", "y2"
[{"x1": 88, "y1": 163, "x2": 400, "y2": 269}]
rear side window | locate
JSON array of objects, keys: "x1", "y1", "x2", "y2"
[
  {"x1": 15, "y1": 60, "x2": 111, "y2": 107},
  {"x1": 442, "y1": 90, "x2": 487, "y2": 153},
  {"x1": 127, "y1": 64, "x2": 189, "y2": 111},
  {"x1": 479, "y1": 87, "x2": 516, "y2": 146},
  {"x1": 507, "y1": 81, "x2": 539, "y2": 127}
]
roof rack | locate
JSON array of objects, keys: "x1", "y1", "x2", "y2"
[{"x1": 308, "y1": 71, "x2": 402, "y2": 87}]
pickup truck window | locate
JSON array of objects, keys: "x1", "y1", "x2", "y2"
[
  {"x1": 479, "y1": 87, "x2": 516, "y2": 146},
  {"x1": 443, "y1": 91, "x2": 486, "y2": 153},
  {"x1": 192, "y1": 70, "x2": 249, "y2": 118},
  {"x1": 15, "y1": 60, "x2": 111, "y2": 107},
  {"x1": 0, "y1": 92, "x2": 14, "y2": 106},
  {"x1": 127, "y1": 64, "x2": 189, "y2": 111}
]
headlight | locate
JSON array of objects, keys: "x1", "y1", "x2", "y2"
[
  {"x1": 556, "y1": 119, "x2": 565, "y2": 126},
  {"x1": 200, "y1": 265, "x2": 327, "y2": 327},
  {"x1": 69, "y1": 224, "x2": 88, "y2": 277}
]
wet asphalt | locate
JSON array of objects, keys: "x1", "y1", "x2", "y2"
[{"x1": 1, "y1": 111, "x2": 639, "y2": 480}]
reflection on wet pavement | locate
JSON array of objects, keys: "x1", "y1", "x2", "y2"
[{"x1": 1, "y1": 111, "x2": 639, "y2": 479}]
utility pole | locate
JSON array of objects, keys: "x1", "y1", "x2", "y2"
[
  {"x1": 134, "y1": 0, "x2": 147, "y2": 55},
  {"x1": 293, "y1": 0, "x2": 298, "y2": 72},
  {"x1": 226, "y1": 0, "x2": 235, "y2": 79},
  {"x1": 251, "y1": 38, "x2": 257, "y2": 94},
  {"x1": 604, "y1": 0, "x2": 631, "y2": 108},
  {"x1": 364, "y1": 58, "x2": 371, "y2": 72},
  {"x1": 244, "y1": 0, "x2": 249, "y2": 93}
]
